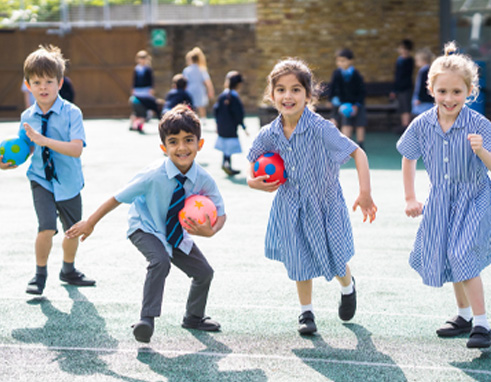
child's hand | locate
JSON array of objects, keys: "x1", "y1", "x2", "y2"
[
  {"x1": 183, "y1": 215, "x2": 215, "y2": 237},
  {"x1": 24, "y1": 122, "x2": 48, "y2": 147},
  {"x1": 352, "y1": 193, "x2": 377, "y2": 223},
  {"x1": 468, "y1": 134, "x2": 483, "y2": 154},
  {"x1": 65, "y1": 221, "x2": 94, "y2": 242},
  {"x1": 0, "y1": 156, "x2": 18, "y2": 170},
  {"x1": 247, "y1": 174, "x2": 281, "y2": 193},
  {"x1": 405, "y1": 199, "x2": 423, "y2": 218},
  {"x1": 351, "y1": 105, "x2": 358, "y2": 117}
]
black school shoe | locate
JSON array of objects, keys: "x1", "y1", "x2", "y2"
[
  {"x1": 338, "y1": 277, "x2": 356, "y2": 321},
  {"x1": 181, "y1": 315, "x2": 221, "y2": 331},
  {"x1": 466, "y1": 326, "x2": 491, "y2": 349},
  {"x1": 59, "y1": 269, "x2": 96, "y2": 286},
  {"x1": 298, "y1": 311, "x2": 317, "y2": 335},
  {"x1": 26, "y1": 274, "x2": 47, "y2": 295},
  {"x1": 132, "y1": 320, "x2": 154, "y2": 343},
  {"x1": 436, "y1": 316, "x2": 473, "y2": 337}
]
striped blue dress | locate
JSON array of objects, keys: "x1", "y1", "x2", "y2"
[
  {"x1": 247, "y1": 107, "x2": 358, "y2": 281},
  {"x1": 397, "y1": 105, "x2": 491, "y2": 287}
]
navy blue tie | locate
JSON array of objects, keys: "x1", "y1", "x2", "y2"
[
  {"x1": 166, "y1": 174, "x2": 187, "y2": 248},
  {"x1": 40, "y1": 111, "x2": 58, "y2": 183}
]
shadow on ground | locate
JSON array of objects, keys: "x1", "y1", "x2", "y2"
[
  {"x1": 137, "y1": 330, "x2": 267, "y2": 382},
  {"x1": 292, "y1": 323, "x2": 408, "y2": 382},
  {"x1": 12, "y1": 285, "x2": 142, "y2": 382}
]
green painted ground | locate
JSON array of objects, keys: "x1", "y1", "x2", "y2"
[{"x1": 0, "y1": 117, "x2": 490, "y2": 381}]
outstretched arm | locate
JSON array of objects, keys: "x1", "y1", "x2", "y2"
[
  {"x1": 351, "y1": 148, "x2": 377, "y2": 223},
  {"x1": 402, "y1": 157, "x2": 423, "y2": 217},
  {"x1": 65, "y1": 196, "x2": 121, "y2": 241}
]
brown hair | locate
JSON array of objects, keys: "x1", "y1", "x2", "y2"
[
  {"x1": 24, "y1": 45, "x2": 66, "y2": 83},
  {"x1": 159, "y1": 104, "x2": 201, "y2": 144},
  {"x1": 263, "y1": 58, "x2": 317, "y2": 106}
]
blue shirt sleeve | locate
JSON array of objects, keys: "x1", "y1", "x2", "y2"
[
  {"x1": 319, "y1": 118, "x2": 358, "y2": 165},
  {"x1": 397, "y1": 122, "x2": 422, "y2": 160}
]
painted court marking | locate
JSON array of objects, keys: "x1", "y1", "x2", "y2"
[{"x1": 0, "y1": 343, "x2": 489, "y2": 376}]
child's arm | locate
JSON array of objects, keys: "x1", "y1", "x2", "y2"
[
  {"x1": 247, "y1": 162, "x2": 281, "y2": 192},
  {"x1": 468, "y1": 134, "x2": 491, "y2": 171},
  {"x1": 351, "y1": 148, "x2": 377, "y2": 223},
  {"x1": 402, "y1": 157, "x2": 423, "y2": 217},
  {"x1": 184, "y1": 214, "x2": 227, "y2": 238},
  {"x1": 65, "y1": 196, "x2": 121, "y2": 241},
  {"x1": 24, "y1": 122, "x2": 83, "y2": 157},
  {"x1": 0, "y1": 157, "x2": 17, "y2": 170}
]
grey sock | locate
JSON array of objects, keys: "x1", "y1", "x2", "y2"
[
  {"x1": 62, "y1": 261, "x2": 75, "y2": 274},
  {"x1": 36, "y1": 265, "x2": 47, "y2": 276}
]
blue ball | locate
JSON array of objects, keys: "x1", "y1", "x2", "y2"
[
  {"x1": 339, "y1": 103, "x2": 353, "y2": 117},
  {"x1": 0, "y1": 137, "x2": 30, "y2": 166}
]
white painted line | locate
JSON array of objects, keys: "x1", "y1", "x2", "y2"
[{"x1": 0, "y1": 344, "x2": 489, "y2": 376}]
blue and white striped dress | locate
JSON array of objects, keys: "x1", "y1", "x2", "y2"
[
  {"x1": 247, "y1": 107, "x2": 359, "y2": 281},
  {"x1": 397, "y1": 105, "x2": 491, "y2": 287}
]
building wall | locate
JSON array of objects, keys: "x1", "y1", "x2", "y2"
[{"x1": 256, "y1": 0, "x2": 440, "y2": 104}]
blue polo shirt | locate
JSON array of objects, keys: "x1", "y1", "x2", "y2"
[
  {"x1": 115, "y1": 158, "x2": 225, "y2": 256},
  {"x1": 19, "y1": 96, "x2": 86, "y2": 202}
]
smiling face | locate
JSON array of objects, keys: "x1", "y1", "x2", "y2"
[
  {"x1": 26, "y1": 75, "x2": 62, "y2": 113},
  {"x1": 429, "y1": 70, "x2": 471, "y2": 123},
  {"x1": 271, "y1": 73, "x2": 310, "y2": 121},
  {"x1": 161, "y1": 130, "x2": 204, "y2": 174}
]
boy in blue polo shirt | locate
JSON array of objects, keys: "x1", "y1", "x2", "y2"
[
  {"x1": 66, "y1": 105, "x2": 226, "y2": 343},
  {"x1": 0, "y1": 45, "x2": 95, "y2": 295}
]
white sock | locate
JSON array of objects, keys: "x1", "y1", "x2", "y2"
[
  {"x1": 473, "y1": 314, "x2": 490, "y2": 330},
  {"x1": 341, "y1": 280, "x2": 354, "y2": 295},
  {"x1": 458, "y1": 306, "x2": 473, "y2": 322},
  {"x1": 301, "y1": 304, "x2": 313, "y2": 314}
]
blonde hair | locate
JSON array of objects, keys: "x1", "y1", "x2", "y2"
[
  {"x1": 185, "y1": 47, "x2": 207, "y2": 69},
  {"x1": 135, "y1": 50, "x2": 151, "y2": 65},
  {"x1": 427, "y1": 41, "x2": 480, "y2": 102},
  {"x1": 24, "y1": 45, "x2": 66, "y2": 83}
]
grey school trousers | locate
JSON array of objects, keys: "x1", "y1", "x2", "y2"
[{"x1": 129, "y1": 229, "x2": 214, "y2": 319}]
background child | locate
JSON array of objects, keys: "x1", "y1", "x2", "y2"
[
  {"x1": 390, "y1": 39, "x2": 415, "y2": 134},
  {"x1": 411, "y1": 47, "x2": 434, "y2": 116},
  {"x1": 162, "y1": 74, "x2": 193, "y2": 115},
  {"x1": 0, "y1": 45, "x2": 95, "y2": 295},
  {"x1": 214, "y1": 70, "x2": 247, "y2": 176},
  {"x1": 397, "y1": 41, "x2": 491, "y2": 349},
  {"x1": 183, "y1": 47, "x2": 215, "y2": 121},
  {"x1": 66, "y1": 105, "x2": 226, "y2": 344},
  {"x1": 130, "y1": 50, "x2": 161, "y2": 133},
  {"x1": 327, "y1": 48, "x2": 367, "y2": 149},
  {"x1": 247, "y1": 58, "x2": 377, "y2": 335}
]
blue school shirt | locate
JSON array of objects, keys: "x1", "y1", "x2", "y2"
[
  {"x1": 247, "y1": 107, "x2": 358, "y2": 281},
  {"x1": 19, "y1": 96, "x2": 86, "y2": 202},
  {"x1": 114, "y1": 158, "x2": 225, "y2": 256},
  {"x1": 397, "y1": 105, "x2": 491, "y2": 287}
]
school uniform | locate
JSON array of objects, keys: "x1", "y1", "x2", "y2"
[
  {"x1": 183, "y1": 64, "x2": 211, "y2": 108},
  {"x1": 397, "y1": 105, "x2": 491, "y2": 287},
  {"x1": 393, "y1": 56, "x2": 415, "y2": 114},
  {"x1": 412, "y1": 64, "x2": 434, "y2": 115},
  {"x1": 214, "y1": 89, "x2": 246, "y2": 156},
  {"x1": 247, "y1": 107, "x2": 358, "y2": 281},
  {"x1": 114, "y1": 158, "x2": 225, "y2": 318},
  {"x1": 163, "y1": 88, "x2": 193, "y2": 114}
]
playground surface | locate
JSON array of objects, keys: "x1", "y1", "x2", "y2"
[{"x1": 0, "y1": 116, "x2": 490, "y2": 381}]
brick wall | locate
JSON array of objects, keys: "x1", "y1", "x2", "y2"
[{"x1": 256, "y1": 0, "x2": 440, "y2": 105}]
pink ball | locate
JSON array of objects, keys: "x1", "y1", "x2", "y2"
[
  {"x1": 253, "y1": 152, "x2": 287, "y2": 184},
  {"x1": 179, "y1": 195, "x2": 217, "y2": 229}
]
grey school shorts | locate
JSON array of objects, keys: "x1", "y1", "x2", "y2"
[
  {"x1": 31, "y1": 181, "x2": 82, "y2": 234},
  {"x1": 334, "y1": 103, "x2": 367, "y2": 127},
  {"x1": 396, "y1": 89, "x2": 413, "y2": 114}
]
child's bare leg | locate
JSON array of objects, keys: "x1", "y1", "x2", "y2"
[
  {"x1": 296, "y1": 279, "x2": 312, "y2": 305},
  {"x1": 356, "y1": 126, "x2": 365, "y2": 144},
  {"x1": 35, "y1": 230, "x2": 55, "y2": 266},
  {"x1": 296, "y1": 279, "x2": 316, "y2": 334},
  {"x1": 462, "y1": 276, "x2": 486, "y2": 316},
  {"x1": 335, "y1": 264, "x2": 352, "y2": 287},
  {"x1": 401, "y1": 112, "x2": 411, "y2": 128},
  {"x1": 453, "y1": 282, "x2": 471, "y2": 309},
  {"x1": 341, "y1": 125, "x2": 353, "y2": 139},
  {"x1": 62, "y1": 236, "x2": 79, "y2": 264}
]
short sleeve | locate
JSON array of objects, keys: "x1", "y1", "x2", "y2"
[
  {"x1": 199, "y1": 175, "x2": 225, "y2": 217},
  {"x1": 321, "y1": 121, "x2": 358, "y2": 165},
  {"x1": 246, "y1": 125, "x2": 276, "y2": 163},
  {"x1": 397, "y1": 123, "x2": 422, "y2": 160},
  {"x1": 114, "y1": 171, "x2": 148, "y2": 204},
  {"x1": 202, "y1": 69, "x2": 210, "y2": 81},
  {"x1": 477, "y1": 117, "x2": 491, "y2": 152},
  {"x1": 68, "y1": 106, "x2": 86, "y2": 146}
]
